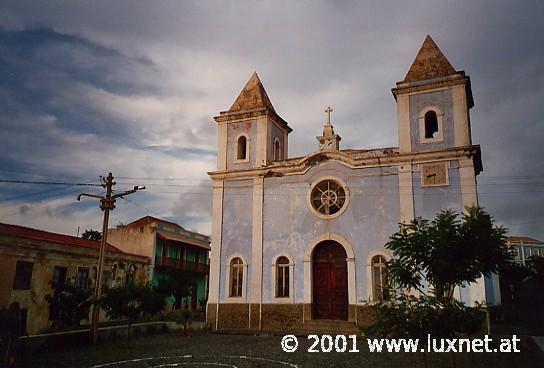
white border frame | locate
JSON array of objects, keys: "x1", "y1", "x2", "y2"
[
  {"x1": 270, "y1": 253, "x2": 295, "y2": 303},
  {"x1": 307, "y1": 176, "x2": 350, "y2": 220},
  {"x1": 273, "y1": 137, "x2": 281, "y2": 161},
  {"x1": 303, "y1": 233, "x2": 357, "y2": 315},
  {"x1": 418, "y1": 106, "x2": 444, "y2": 144},
  {"x1": 365, "y1": 252, "x2": 391, "y2": 303},
  {"x1": 234, "y1": 133, "x2": 250, "y2": 163},
  {"x1": 224, "y1": 253, "x2": 248, "y2": 303},
  {"x1": 420, "y1": 161, "x2": 449, "y2": 187}
]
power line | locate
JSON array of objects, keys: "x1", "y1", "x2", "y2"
[
  {"x1": 0, "y1": 179, "x2": 103, "y2": 187},
  {"x1": 117, "y1": 196, "x2": 162, "y2": 218},
  {"x1": 3, "y1": 174, "x2": 544, "y2": 188},
  {"x1": 0, "y1": 185, "x2": 73, "y2": 203},
  {"x1": 3, "y1": 187, "x2": 544, "y2": 199}
]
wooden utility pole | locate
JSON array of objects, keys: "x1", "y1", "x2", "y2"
[{"x1": 78, "y1": 173, "x2": 145, "y2": 344}]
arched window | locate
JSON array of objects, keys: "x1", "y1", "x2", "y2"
[
  {"x1": 274, "y1": 139, "x2": 281, "y2": 161},
  {"x1": 276, "y1": 256, "x2": 289, "y2": 297},
  {"x1": 229, "y1": 257, "x2": 243, "y2": 297},
  {"x1": 371, "y1": 255, "x2": 389, "y2": 301},
  {"x1": 237, "y1": 136, "x2": 247, "y2": 160},
  {"x1": 424, "y1": 110, "x2": 439, "y2": 139}
]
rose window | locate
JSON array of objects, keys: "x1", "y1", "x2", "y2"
[{"x1": 310, "y1": 179, "x2": 347, "y2": 216}]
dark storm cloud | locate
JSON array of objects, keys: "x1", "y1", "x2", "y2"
[
  {"x1": 0, "y1": 27, "x2": 160, "y2": 139},
  {"x1": 0, "y1": 0, "x2": 542, "y2": 238}
]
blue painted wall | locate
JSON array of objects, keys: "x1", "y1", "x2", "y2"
[
  {"x1": 259, "y1": 161, "x2": 401, "y2": 303},
  {"x1": 410, "y1": 90, "x2": 454, "y2": 151},
  {"x1": 412, "y1": 162, "x2": 463, "y2": 220},
  {"x1": 226, "y1": 120, "x2": 257, "y2": 170},
  {"x1": 220, "y1": 179, "x2": 254, "y2": 300},
  {"x1": 268, "y1": 122, "x2": 286, "y2": 161}
]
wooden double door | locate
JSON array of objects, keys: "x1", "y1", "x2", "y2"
[{"x1": 312, "y1": 241, "x2": 348, "y2": 320}]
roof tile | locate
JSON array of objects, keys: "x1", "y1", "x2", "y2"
[
  {"x1": 404, "y1": 35, "x2": 457, "y2": 83},
  {"x1": 229, "y1": 72, "x2": 276, "y2": 113},
  {"x1": 1, "y1": 222, "x2": 122, "y2": 252}
]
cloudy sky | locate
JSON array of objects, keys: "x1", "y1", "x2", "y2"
[{"x1": 0, "y1": 1, "x2": 543, "y2": 240}]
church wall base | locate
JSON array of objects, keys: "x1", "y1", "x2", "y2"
[
  {"x1": 351, "y1": 304, "x2": 379, "y2": 327},
  {"x1": 207, "y1": 303, "x2": 378, "y2": 332}
]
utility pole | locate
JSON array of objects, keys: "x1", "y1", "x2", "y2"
[{"x1": 78, "y1": 172, "x2": 145, "y2": 344}]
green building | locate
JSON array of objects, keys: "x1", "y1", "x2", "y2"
[{"x1": 107, "y1": 216, "x2": 210, "y2": 310}]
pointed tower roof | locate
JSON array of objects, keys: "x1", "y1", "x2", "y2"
[
  {"x1": 403, "y1": 35, "x2": 457, "y2": 83},
  {"x1": 228, "y1": 72, "x2": 276, "y2": 113}
]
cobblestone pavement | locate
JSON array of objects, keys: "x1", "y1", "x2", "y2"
[{"x1": 20, "y1": 333, "x2": 544, "y2": 368}]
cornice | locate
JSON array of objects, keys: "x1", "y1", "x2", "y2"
[
  {"x1": 214, "y1": 107, "x2": 292, "y2": 133},
  {"x1": 208, "y1": 145, "x2": 482, "y2": 180}
]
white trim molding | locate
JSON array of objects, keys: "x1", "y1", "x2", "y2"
[
  {"x1": 307, "y1": 176, "x2": 350, "y2": 220},
  {"x1": 224, "y1": 253, "x2": 248, "y2": 303},
  {"x1": 270, "y1": 252, "x2": 295, "y2": 303},
  {"x1": 234, "y1": 133, "x2": 250, "y2": 163},
  {"x1": 273, "y1": 137, "x2": 281, "y2": 161},
  {"x1": 365, "y1": 251, "x2": 391, "y2": 302},
  {"x1": 303, "y1": 233, "x2": 357, "y2": 306},
  {"x1": 418, "y1": 105, "x2": 444, "y2": 144},
  {"x1": 420, "y1": 161, "x2": 450, "y2": 187},
  {"x1": 398, "y1": 164, "x2": 415, "y2": 224}
]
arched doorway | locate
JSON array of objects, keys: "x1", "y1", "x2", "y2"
[{"x1": 312, "y1": 240, "x2": 348, "y2": 320}]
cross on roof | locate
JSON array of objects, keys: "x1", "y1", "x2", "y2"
[{"x1": 325, "y1": 106, "x2": 333, "y2": 125}]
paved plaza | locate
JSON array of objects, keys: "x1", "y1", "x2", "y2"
[{"x1": 19, "y1": 332, "x2": 544, "y2": 368}]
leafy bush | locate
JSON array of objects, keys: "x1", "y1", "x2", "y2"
[
  {"x1": 99, "y1": 283, "x2": 165, "y2": 343},
  {"x1": 365, "y1": 295, "x2": 484, "y2": 339},
  {"x1": 45, "y1": 280, "x2": 92, "y2": 329}
]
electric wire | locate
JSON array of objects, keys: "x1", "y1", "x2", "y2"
[{"x1": 0, "y1": 179, "x2": 103, "y2": 186}]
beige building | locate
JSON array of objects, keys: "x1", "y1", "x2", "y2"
[{"x1": 0, "y1": 222, "x2": 149, "y2": 335}]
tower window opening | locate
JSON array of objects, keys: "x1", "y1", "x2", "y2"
[
  {"x1": 237, "y1": 136, "x2": 247, "y2": 160},
  {"x1": 274, "y1": 139, "x2": 281, "y2": 161},
  {"x1": 424, "y1": 111, "x2": 439, "y2": 138}
]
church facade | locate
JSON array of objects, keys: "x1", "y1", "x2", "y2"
[{"x1": 207, "y1": 36, "x2": 500, "y2": 331}]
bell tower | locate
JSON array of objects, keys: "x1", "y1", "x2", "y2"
[
  {"x1": 214, "y1": 72, "x2": 291, "y2": 170},
  {"x1": 392, "y1": 35, "x2": 474, "y2": 153}
]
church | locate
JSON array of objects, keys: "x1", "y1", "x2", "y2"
[{"x1": 206, "y1": 36, "x2": 500, "y2": 331}]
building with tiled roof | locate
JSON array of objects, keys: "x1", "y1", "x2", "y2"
[
  {"x1": 107, "y1": 216, "x2": 210, "y2": 311},
  {"x1": 507, "y1": 236, "x2": 544, "y2": 266},
  {"x1": 0, "y1": 223, "x2": 150, "y2": 335}
]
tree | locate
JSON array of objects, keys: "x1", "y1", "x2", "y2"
[
  {"x1": 99, "y1": 283, "x2": 165, "y2": 343},
  {"x1": 385, "y1": 206, "x2": 510, "y2": 302},
  {"x1": 169, "y1": 309, "x2": 193, "y2": 337},
  {"x1": 527, "y1": 256, "x2": 544, "y2": 282},
  {"x1": 198, "y1": 297, "x2": 207, "y2": 312},
  {"x1": 366, "y1": 295, "x2": 485, "y2": 368},
  {"x1": 366, "y1": 294, "x2": 484, "y2": 339},
  {"x1": 365, "y1": 206, "x2": 510, "y2": 368},
  {"x1": 155, "y1": 269, "x2": 194, "y2": 311},
  {"x1": 81, "y1": 229, "x2": 102, "y2": 241},
  {"x1": 45, "y1": 280, "x2": 93, "y2": 329},
  {"x1": 498, "y1": 262, "x2": 533, "y2": 304}
]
